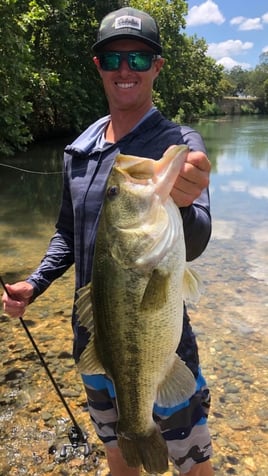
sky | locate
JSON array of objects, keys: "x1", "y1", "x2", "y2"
[{"x1": 185, "y1": 0, "x2": 268, "y2": 69}]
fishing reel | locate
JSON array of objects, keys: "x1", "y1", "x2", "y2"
[{"x1": 59, "y1": 425, "x2": 91, "y2": 458}]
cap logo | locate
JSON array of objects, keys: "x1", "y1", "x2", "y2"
[{"x1": 114, "y1": 15, "x2": 142, "y2": 31}]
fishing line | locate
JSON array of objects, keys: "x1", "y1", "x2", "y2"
[
  {"x1": 0, "y1": 162, "x2": 87, "y2": 176},
  {"x1": 0, "y1": 275, "x2": 91, "y2": 457},
  {"x1": 0, "y1": 162, "x2": 63, "y2": 175}
]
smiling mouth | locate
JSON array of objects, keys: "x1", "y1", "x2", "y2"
[{"x1": 115, "y1": 82, "x2": 136, "y2": 89}]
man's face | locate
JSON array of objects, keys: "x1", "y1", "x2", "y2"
[{"x1": 94, "y1": 39, "x2": 164, "y2": 113}]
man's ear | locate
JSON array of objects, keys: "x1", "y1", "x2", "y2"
[
  {"x1": 93, "y1": 56, "x2": 100, "y2": 67},
  {"x1": 153, "y1": 57, "x2": 165, "y2": 79}
]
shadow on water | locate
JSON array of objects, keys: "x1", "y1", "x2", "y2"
[{"x1": 0, "y1": 118, "x2": 268, "y2": 475}]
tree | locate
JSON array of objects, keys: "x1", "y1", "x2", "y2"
[
  {"x1": 223, "y1": 66, "x2": 250, "y2": 96},
  {"x1": 24, "y1": 0, "x2": 108, "y2": 138},
  {"x1": 0, "y1": 0, "x2": 32, "y2": 155},
  {"x1": 169, "y1": 34, "x2": 223, "y2": 121},
  {"x1": 259, "y1": 51, "x2": 268, "y2": 66},
  {"x1": 246, "y1": 64, "x2": 268, "y2": 112}
]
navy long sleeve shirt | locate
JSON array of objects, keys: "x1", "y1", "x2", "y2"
[{"x1": 27, "y1": 110, "x2": 211, "y2": 366}]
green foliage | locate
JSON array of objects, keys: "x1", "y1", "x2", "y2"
[
  {"x1": 259, "y1": 51, "x2": 268, "y2": 65},
  {"x1": 240, "y1": 103, "x2": 259, "y2": 115},
  {"x1": 0, "y1": 0, "x2": 33, "y2": 155},
  {"x1": 167, "y1": 34, "x2": 223, "y2": 121},
  {"x1": 218, "y1": 78, "x2": 237, "y2": 97},
  {"x1": 245, "y1": 64, "x2": 268, "y2": 100},
  {"x1": 223, "y1": 63, "x2": 268, "y2": 114},
  {"x1": 223, "y1": 66, "x2": 250, "y2": 96},
  {"x1": 264, "y1": 79, "x2": 268, "y2": 109},
  {"x1": 24, "y1": 0, "x2": 109, "y2": 137},
  {"x1": 200, "y1": 101, "x2": 223, "y2": 117}
]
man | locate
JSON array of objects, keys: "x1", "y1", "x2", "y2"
[{"x1": 2, "y1": 7, "x2": 214, "y2": 476}]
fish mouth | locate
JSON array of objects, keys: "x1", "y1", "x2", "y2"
[{"x1": 114, "y1": 146, "x2": 189, "y2": 204}]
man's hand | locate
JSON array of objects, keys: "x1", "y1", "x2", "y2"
[
  {"x1": 2, "y1": 281, "x2": 34, "y2": 318},
  {"x1": 171, "y1": 150, "x2": 211, "y2": 207}
]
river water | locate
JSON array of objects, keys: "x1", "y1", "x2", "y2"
[{"x1": 0, "y1": 116, "x2": 267, "y2": 475}]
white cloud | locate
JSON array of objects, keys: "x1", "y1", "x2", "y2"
[
  {"x1": 187, "y1": 0, "x2": 225, "y2": 27},
  {"x1": 231, "y1": 15, "x2": 265, "y2": 31},
  {"x1": 239, "y1": 18, "x2": 263, "y2": 31},
  {"x1": 216, "y1": 57, "x2": 250, "y2": 70},
  {"x1": 230, "y1": 16, "x2": 245, "y2": 26},
  {"x1": 262, "y1": 45, "x2": 268, "y2": 53},
  {"x1": 207, "y1": 39, "x2": 253, "y2": 60}
]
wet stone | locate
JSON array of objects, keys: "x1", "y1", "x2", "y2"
[
  {"x1": 23, "y1": 319, "x2": 36, "y2": 327},
  {"x1": 58, "y1": 351, "x2": 73, "y2": 359},
  {"x1": 229, "y1": 419, "x2": 250, "y2": 431},
  {"x1": 224, "y1": 383, "x2": 240, "y2": 394},
  {"x1": 5, "y1": 368, "x2": 25, "y2": 381},
  {"x1": 227, "y1": 455, "x2": 239, "y2": 465},
  {"x1": 226, "y1": 468, "x2": 237, "y2": 474},
  {"x1": 226, "y1": 394, "x2": 241, "y2": 404},
  {"x1": 42, "y1": 411, "x2": 53, "y2": 421}
]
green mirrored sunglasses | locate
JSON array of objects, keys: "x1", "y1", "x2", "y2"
[{"x1": 97, "y1": 51, "x2": 161, "y2": 72}]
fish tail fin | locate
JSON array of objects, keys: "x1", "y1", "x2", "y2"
[{"x1": 118, "y1": 428, "x2": 169, "y2": 474}]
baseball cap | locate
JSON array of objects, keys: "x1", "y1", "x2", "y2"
[{"x1": 93, "y1": 7, "x2": 162, "y2": 54}]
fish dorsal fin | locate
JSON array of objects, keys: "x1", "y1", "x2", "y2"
[
  {"x1": 182, "y1": 267, "x2": 203, "y2": 304},
  {"x1": 75, "y1": 283, "x2": 105, "y2": 375},
  {"x1": 156, "y1": 355, "x2": 196, "y2": 406}
]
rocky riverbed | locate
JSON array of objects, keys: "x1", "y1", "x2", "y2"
[{"x1": 1, "y1": 223, "x2": 268, "y2": 476}]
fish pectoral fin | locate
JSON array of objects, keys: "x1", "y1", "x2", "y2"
[
  {"x1": 75, "y1": 282, "x2": 105, "y2": 375},
  {"x1": 156, "y1": 355, "x2": 196, "y2": 406},
  {"x1": 141, "y1": 269, "x2": 169, "y2": 311},
  {"x1": 182, "y1": 267, "x2": 203, "y2": 304}
]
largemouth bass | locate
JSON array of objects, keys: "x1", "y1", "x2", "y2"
[{"x1": 75, "y1": 145, "x2": 201, "y2": 474}]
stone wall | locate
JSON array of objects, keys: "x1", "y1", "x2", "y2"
[{"x1": 217, "y1": 96, "x2": 259, "y2": 114}]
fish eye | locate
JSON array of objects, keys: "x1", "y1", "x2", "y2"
[{"x1": 107, "y1": 185, "x2": 119, "y2": 199}]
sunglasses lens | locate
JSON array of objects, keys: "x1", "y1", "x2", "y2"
[
  {"x1": 128, "y1": 53, "x2": 152, "y2": 71},
  {"x1": 98, "y1": 52, "x2": 155, "y2": 71},
  {"x1": 99, "y1": 52, "x2": 120, "y2": 71}
]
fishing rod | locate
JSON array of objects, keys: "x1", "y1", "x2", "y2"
[{"x1": 0, "y1": 275, "x2": 91, "y2": 458}]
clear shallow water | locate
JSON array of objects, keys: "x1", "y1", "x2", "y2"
[
  {"x1": 195, "y1": 116, "x2": 268, "y2": 329},
  {"x1": 0, "y1": 116, "x2": 268, "y2": 475}
]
